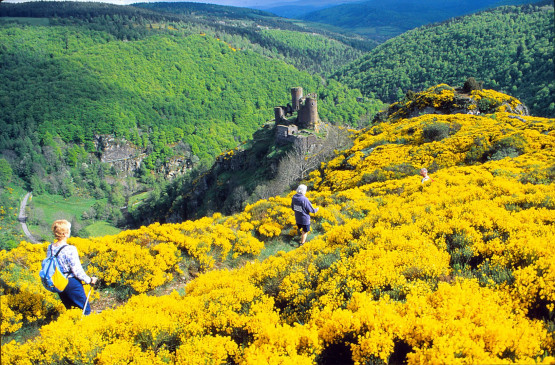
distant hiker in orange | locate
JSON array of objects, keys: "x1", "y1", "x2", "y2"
[
  {"x1": 420, "y1": 168, "x2": 434, "y2": 183},
  {"x1": 47, "y1": 220, "x2": 97, "y2": 314},
  {"x1": 291, "y1": 184, "x2": 318, "y2": 245}
]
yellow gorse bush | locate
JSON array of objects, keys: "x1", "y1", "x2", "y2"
[{"x1": 2, "y1": 85, "x2": 554, "y2": 363}]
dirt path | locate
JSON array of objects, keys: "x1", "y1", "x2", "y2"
[{"x1": 19, "y1": 192, "x2": 39, "y2": 243}]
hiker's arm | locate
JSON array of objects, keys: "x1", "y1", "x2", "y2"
[{"x1": 306, "y1": 199, "x2": 317, "y2": 214}]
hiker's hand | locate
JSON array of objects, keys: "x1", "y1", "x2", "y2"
[{"x1": 90, "y1": 277, "x2": 98, "y2": 286}]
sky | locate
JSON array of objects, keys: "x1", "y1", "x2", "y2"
[{"x1": 2, "y1": 0, "x2": 364, "y2": 9}]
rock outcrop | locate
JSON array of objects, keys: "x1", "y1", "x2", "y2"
[
  {"x1": 375, "y1": 84, "x2": 530, "y2": 123},
  {"x1": 94, "y1": 135, "x2": 193, "y2": 179}
]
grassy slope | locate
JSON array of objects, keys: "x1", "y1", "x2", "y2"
[
  {"x1": 25, "y1": 193, "x2": 105, "y2": 241},
  {"x1": 0, "y1": 26, "x2": 314, "y2": 159}
]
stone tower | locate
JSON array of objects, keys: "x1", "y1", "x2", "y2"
[
  {"x1": 297, "y1": 97, "x2": 319, "y2": 132},
  {"x1": 274, "y1": 107, "x2": 285, "y2": 124},
  {"x1": 291, "y1": 87, "x2": 303, "y2": 111}
]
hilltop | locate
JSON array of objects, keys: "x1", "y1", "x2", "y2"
[
  {"x1": 332, "y1": 2, "x2": 555, "y2": 117},
  {"x1": 130, "y1": 85, "x2": 379, "y2": 225},
  {"x1": 2, "y1": 85, "x2": 554, "y2": 363},
  {"x1": 0, "y1": 1, "x2": 375, "y2": 74}
]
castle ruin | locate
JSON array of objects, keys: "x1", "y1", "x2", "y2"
[{"x1": 274, "y1": 87, "x2": 320, "y2": 145}]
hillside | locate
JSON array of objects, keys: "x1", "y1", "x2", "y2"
[
  {"x1": 129, "y1": 106, "x2": 363, "y2": 226},
  {"x1": 0, "y1": 1, "x2": 375, "y2": 74},
  {"x1": 299, "y1": 0, "x2": 540, "y2": 41},
  {"x1": 0, "y1": 1, "x2": 381, "y2": 239},
  {"x1": 2, "y1": 85, "x2": 554, "y2": 363},
  {"x1": 0, "y1": 2, "x2": 377, "y2": 165},
  {"x1": 332, "y1": 2, "x2": 555, "y2": 117}
]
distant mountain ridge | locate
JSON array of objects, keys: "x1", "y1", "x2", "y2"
[{"x1": 298, "y1": 0, "x2": 541, "y2": 41}]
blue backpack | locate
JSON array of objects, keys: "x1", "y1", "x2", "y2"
[{"x1": 39, "y1": 245, "x2": 70, "y2": 293}]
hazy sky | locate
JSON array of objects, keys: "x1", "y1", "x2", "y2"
[{"x1": 2, "y1": 0, "x2": 365, "y2": 9}]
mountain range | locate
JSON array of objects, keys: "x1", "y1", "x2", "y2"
[
  {"x1": 261, "y1": 0, "x2": 540, "y2": 39},
  {"x1": 333, "y1": 2, "x2": 554, "y2": 117}
]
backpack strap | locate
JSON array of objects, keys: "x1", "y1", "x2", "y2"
[
  {"x1": 53, "y1": 245, "x2": 68, "y2": 257},
  {"x1": 49, "y1": 244, "x2": 68, "y2": 257},
  {"x1": 51, "y1": 245, "x2": 71, "y2": 275}
]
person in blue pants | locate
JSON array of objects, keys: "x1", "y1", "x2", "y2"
[
  {"x1": 48, "y1": 220, "x2": 97, "y2": 315},
  {"x1": 291, "y1": 184, "x2": 318, "y2": 245}
]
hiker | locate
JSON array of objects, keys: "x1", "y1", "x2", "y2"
[
  {"x1": 291, "y1": 184, "x2": 318, "y2": 245},
  {"x1": 420, "y1": 168, "x2": 433, "y2": 183},
  {"x1": 47, "y1": 220, "x2": 97, "y2": 315}
]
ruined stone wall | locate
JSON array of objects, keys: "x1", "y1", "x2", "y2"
[
  {"x1": 274, "y1": 107, "x2": 285, "y2": 124},
  {"x1": 275, "y1": 124, "x2": 298, "y2": 145},
  {"x1": 293, "y1": 134, "x2": 317, "y2": 151}
]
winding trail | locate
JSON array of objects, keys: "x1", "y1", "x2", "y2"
[{"x1": 19, "y1": 192, "x2": 39, "y2": 244}]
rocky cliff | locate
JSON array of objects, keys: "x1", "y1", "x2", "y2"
[{"x1": 94, "y1": 135, "x2": 193, "y2": 179}]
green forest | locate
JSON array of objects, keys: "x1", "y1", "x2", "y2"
[
  {"x1": 0, "y1": 24, "x2": 377, "y2": 165},
  {"x1": 0, "y1": 1, "x2": 381, "y2": 246},
  {"x1": 333, "y1": 3, "x2": 555, "y2": 117},
  {"x1": 0, "y1": 1, "x2": 374, "y2": 75}
]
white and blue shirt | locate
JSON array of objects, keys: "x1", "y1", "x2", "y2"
[{"x1": 47, "y1": 243, "x2": 92, "y2": 284}]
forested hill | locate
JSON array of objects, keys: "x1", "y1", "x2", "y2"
[
  {"x1": 332, "y1": 2, "x2": 555, "y2": 118},
  {"x1": 135, "y1": 1, "x2": 280, "y2": 19},
  {"x1": 0, "y1": 1, "x2": 381, "y2": 187},
  {"x1": 299, "y1": 0, "x2": 540, "y2": 41},
  {"x1": 0, "y1": 1, "x2": 376, "y2": 74}
]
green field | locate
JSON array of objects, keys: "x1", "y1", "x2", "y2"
[
  {"x1": 0, "y1": 185, "x2": 28, "y2": 250},
  {"x1": 84, "y1": 221, "x2": 121, "y2": 238},
  {"x1": 26, "y1": 193, "x2": 116, "y2": 241},
  {"x1": 127, "y1": 191, "x2": 150, "y2": 213}
]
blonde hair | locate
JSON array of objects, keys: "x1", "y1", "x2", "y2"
[{"x1": 51, "y1": 220, "x2": 71, "y2": 240}]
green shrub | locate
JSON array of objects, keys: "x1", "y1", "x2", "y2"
[
  {"x1": 361, "y1": 169, "x2": 388, "y2": 184},
  {"x1": 422, "y1": 122, "x2": 450, "y2": 142},
  {"x1": 474, "y1": 260, "x2": 514, "y2": 286},
  {"x1": 384, "y1": 162, "x2": 419, "y2": 179},
  {"x1": 477, "y1": 97, "x2": 502, "y2": 114},
  {"x1": 446, "y1": 231, "x2": 473, "y2": 269},
  {"x1": 490, "y1": 147, "x2": 520, "y2": 160},
  {"x1": 465, "y1": 137, "x2": 489, "y2": 163},
  {"x1": 488, "y1": 135, "x2": 527, "y2": 161},
  {"x1": 314, "y1": 249, "x2": 342, "y2": 271},
  {"x1": 462, "y1": 77, "x2": 483, "y2": 93}
]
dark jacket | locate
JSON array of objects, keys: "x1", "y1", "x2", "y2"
[{"x1": 291, "y1": 193, "x2": 317, "y2": 225}]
